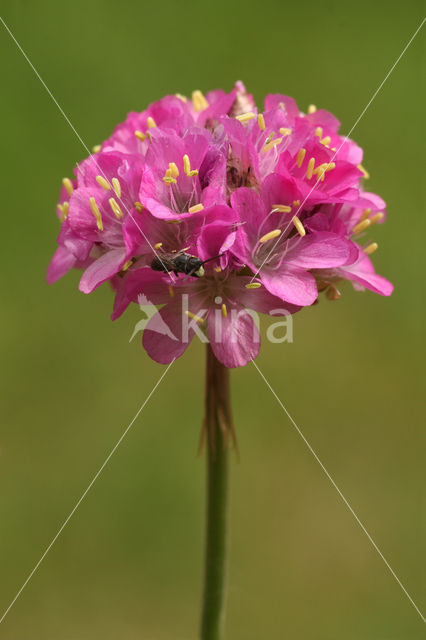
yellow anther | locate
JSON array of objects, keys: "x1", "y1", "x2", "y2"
[
  {"x1": 245, "y1": 282, "x2": 262, "y2": 289},
  {"x1": 259, "y1": 229, "x2": 281, "y2": 243},
  {"x1": 163, "y1": 168, "x2": 177, "y2": 184},
  {"x1": 169, "y1": 162, "x2": 179, "y2": 178},
  {"x1": 296, "y1": 148, "x2": 306, "y2": 168},
  {"x1": 262, "y1": 137, "x2": 283, "y2": 153},
  {"x1": 272, "y1": 204, "x2": 292, "y2": 213},
  {"x1": 370, "y1": 212, "x2": 384, "y2": 225},
  {"x1": 134, "y1": 130, "x2": 146, "y2": 142},
  {"x1": 89, "y1": 197, "x2": 103, "y2": 230},
  {"x1": 92, "y1": 144, "x2": 101, "y2": 153},
  {"x1": 183, "y1": 154, "x2": 198, "y2": 177},
  {"x1": 167, "y1": 219, "x2": 182, "y2": 224},
  {"x1": 364, "y1": 242, "x2": 378, "y2": 255},
  {"x1": 134, "y1": 201, "x2": 143, "y2": 212},
  {"x1": 352, "y1": 218, "x2": 371, "y2": 235},
  {"x1": 122, "y1": 260, "x2": 133, "y2": 271},
  {"x1": 109, "y1": 197, "x2": 123, "y2": 220},
  {"x1": 320, "y1": 136, "x2": 331, "y2": 146},
  {"x1": 147, "y1": 116, "x2": 156, "y2": 129},
  {"x1": 96, "y1": 175, "x2": 111, "y2": 191},
  {"x1": 293, "y1": 216, "x2": 306, "y2": 237},
  {"x1": 360, "y1": 208, "x2": 371, "y2": 221},
  {"x1": 221, "y1": 303, "x2": 228, "y2": 318},
  {"x1": 175, "y1": 93, "x2": 187, "y2": 102},
  {"x1": 265, "y1": 132, "x2": 275, "y2": 145},
  {"x1": 192, "y1": 90, "x2": 209, "y2": 112},
  {"x1": 62, "y1": 178, "x2": 74, "y2": 196},
  {"x1": 258, "y1": 113, "x2": 266, "y2": 130},
  {"x1": 331, "y1": 146, "x2": 337, "y2": 152},
  {"x1": 188, "y1": 203, "x2": 204, "y2": 214},
  {"x1": 154, "y1": 242, "x2": 163, "y2": 250},
  {"x1": 236, "y1": 111, "x2": 256, "y2": 123},
  {"x1": 58, "y1": 201, "x2": 69, "y2": 222},
  {"x1": 279, "y1": 127, "x2": 292, "y2": 136},
  {"x1": 315, "y1": 127, "x2": 323, "y2": 138},
  {"x1": 214, "y1": 266, "x2": 222, "y2": 272},
  {"x1": 168, "y1": 285, "x2": 175, "y2": 298},
  {"x1": 112, "y1": 177, "x2": 121, "y2": 198},
  {"x1": 292, "y1": 199, "x2": 301, "y2": 207},
  {"x1": 306, "y1": 157, "x2": 315, "y2": 180},
  {"x1": 185, "y1": 310, "x2": 205, "y2": 324},
  {"x1": 308, "y1": 104, "x2": 317, "y2": 114},
  {"x1": 357, "y1": 163, "x2": 370, "y2": 179}
]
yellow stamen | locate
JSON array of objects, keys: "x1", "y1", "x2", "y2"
[
  {"x1": 296, "y1": 148, "x2": 306, "y2": 168},
  {"x1": 370, "y1": 212, "x2": 384, "y2": 225},
  {"x1": 357, "y1": 163, "x2": 370, "y2": 179},
  {"x1": 214, "y1": 266, "x2": 222, "y2": 272},
  {"x1": 264, "y1": 132, "x2": 275, "y2": 145},
  {"x1": 168, "y1": 285, "x2": 175, "y2": 298},
  {"x1": 360, "y1": 208, "x2": 371, "y2": 221},
  {"x1": 292, "y1": 199, "x2": 301, "y2": 207},
  {"x1": 259, "y1": 229, "x2": 281, "y2": 243},
  {"x1": 262, "y1": 137, "x2": 283, "y2": 153},
  {"x1": 134, "y1": 201, "x2": 143, "y2": 212},
  {"x1": 279, "y1": 127, "x2": 292, "y2": 136},
  {"x1": 112, "y1": 177, "x2": 121, "y2": 198},
  {"x1": 306, "y1": 157, "x2": 315, "y2": 180},
  {"x1": 188, "y1": 203, "x2": 204, "y2": 214},
  {"x1": 236, "y1": 112, "x2": 256, "y2": 123},
  {"x1": 245, "y1": 282, "x2": 262, "y2": 289},
  {"x1": 272, "y1": 204, "x2": 292, "y2": 213},
  {"x1": 308, "y1": 104, "x2": 317, "y2": 114},
  {"x1": 90, "y1": 197, "x2": 103, "y2": 230},
  {"x1": 293, "y1": 216, "x2": 306, "y2": 237},
  {"x1": 147, "y1": 116, "x2": 156, "y2": 129},
  {"x1": 163, "y1": 168, "x2": 177, "y2": 184},
  {"x1": 192, "y1": 90, "x2": 209, "y2": 112},
  {"x1": 183, "y1": 154, "x2": 198, "y2": 177},
  {"x1": 352, "y1": 218, "x2": 371, "y2": 235},
  {"x1": 154, "y1": 242, "x2": 163, "y2": 250},
  {"x1": 175, "y1": 93, "x2": 187, "y2": 102},
  {"x1": 96, "y1": 175, "x2": 111, "y2": 191},
  {"x1": 134, "y1": 130, "x2": 146, "y2": 142},
  {"x1": 62, "y1": 178, "x2": 74, "y2": 196},
  {"x1": 364, "y1": 242, "x2": 378, "y2": 255},
  {"x1": 92, "y1": 144, "x2": 101, "y2": 153},
  {"x1": 320, "y1": 136, "x2": 331, "y2": 146},
  {"x1": 169, "y1": 162, "x2": 179, "y2": 178},
  {"x1": 331, "y1": 146, "x2": 337, "y2": 152},
  {"x1": 185, "y1": 310, "x2": 204, "y2": 324},
  {"x1": 109, "y1": 197, "x2": 123, "y2": 220},
  {"x1": 122, "y1": 260, "x2": 133, "y2": 271},
  {"x1": 315, "y1": 127, "x2": 323, "y2": 138},
  {"x1": 258, "y1": 113, "x2": 266, "y2": 130},
  {"x1": 167, "y1": 219, "x2": 182, "y2": 224},
  {"x1": 58, "y1": 201, "x2": 69, "y2": 222},
  {"x1": 221, "y1": 303, "x2": 228, "y2": 318}
]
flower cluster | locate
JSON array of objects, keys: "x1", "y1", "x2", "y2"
[{"x1": 48, "y1": 82, "x2": 393, "y2": 368}]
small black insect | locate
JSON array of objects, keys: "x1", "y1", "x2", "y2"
[{"x1": 151, "y1": 251, "x2": 222, "y2": 278}]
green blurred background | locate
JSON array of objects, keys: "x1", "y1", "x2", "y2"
[{"x1": 0, "y1": 1, "x2": 424, "y2": 638}]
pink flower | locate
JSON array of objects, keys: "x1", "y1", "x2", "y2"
[{"x1": 48, "y1": 84, "x2": 393, "y2": 367}]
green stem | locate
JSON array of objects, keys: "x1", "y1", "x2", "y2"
[{"x1": 200, "y1": 345, "x2": 233, "y2": 640}]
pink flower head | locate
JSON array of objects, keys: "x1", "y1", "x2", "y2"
[{"x1": 48, "y1": 84, "x2": 393, "y2": 367}]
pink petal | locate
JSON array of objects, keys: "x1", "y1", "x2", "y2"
[
  {"x1": 79, "y1": 249, "x2": 126, "y2": 294},
  {"x1": 208, "y1": 306, "x2": 260, "y2": 368},
  {"x1": 46, "y1": 246, "x2": 76, "y2": 284}
]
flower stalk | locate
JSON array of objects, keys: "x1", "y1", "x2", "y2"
[{"x1": 200, "y1": 344, "x2": 233, "y2": 640}]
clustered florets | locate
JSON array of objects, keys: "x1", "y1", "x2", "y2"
[{"x1": 48, "y1": 82, "x2": 392, "y2": 367}]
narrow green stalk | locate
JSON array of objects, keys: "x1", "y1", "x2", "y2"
[{"x1": 200, "y1": 345, "x2": 232, "y2": 640}]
